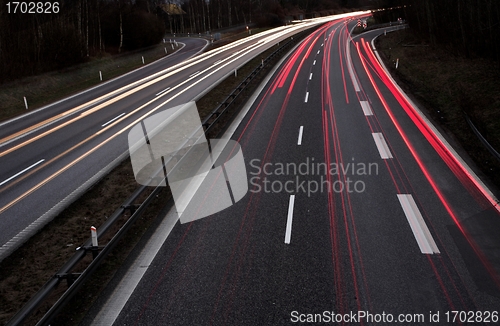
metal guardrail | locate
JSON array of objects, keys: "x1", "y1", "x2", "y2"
[
  {"x1": 464, "y1": 113, "x2": 500, "y2": 163},
  {"x1": 6, "y1": 184, "x2": 150, "y2": 326},
  {"x1": 6, "y1": 26, "x2": 315, "y2": 326}
]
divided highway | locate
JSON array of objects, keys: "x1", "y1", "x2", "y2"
[
  {"x1": 0, "y1": 15, "x2": 354, "y2": 260},
  {"x1": 85, "y1": 19, "x2": 500, "y2": 325}
]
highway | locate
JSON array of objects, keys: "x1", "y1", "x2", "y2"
[
  {"x1": 84, "y1": 19, "x2": 500, "y2": 325},
  {"x1": 0, "y1": 15, "x2": 353, "y2": 260}
]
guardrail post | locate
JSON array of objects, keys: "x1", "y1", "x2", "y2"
[
  {"x1": 91, "y1": 226, "x2": 98, "y2": 259},
  {"x1": 56, "y1": 273, "x2": 82, "y2": 288}
]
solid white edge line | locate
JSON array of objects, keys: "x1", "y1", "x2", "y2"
[
  {"x1": 305, "y1": 92, "x2": 309, "y2": 103},
  {"x1": 372, "y1": 132, "x2": 393, "y2": 159},
  {"x1": 89, "y1": 38, "x2": 306, "y2": 326},
  {"x1": 371, "y1": 32, "x2": 500, "y2": 212},
  {"x1": 360, "y1": 100, "x2": 373, "y2": 116},
  {"x1": 155, "y1": 87, "x2": 171, "y2": 96},
  {"x1": 397, "y1": 194, "x2": 440, "y2": 254},
  {"x1": 285, "y1": 194, "x2": 296, "y2": 244},
  {"x1": 92, "y1": 207, "x2": 179, "y2": 326},
  {"x1": 0, "y1": 159, "x2": 45, "y2": 187},
  {"x1": 101, "y1": 113, "x2": 126, "y2": 127},
  {"x1": 297, "y1": 126, "x2": 304, "y2": 145}
]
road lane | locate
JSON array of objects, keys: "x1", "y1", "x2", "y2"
[
  {"x1": 82, "y1": 18, "x2": 500, "y2": 326},
  {"x1": 0, "y1": 16, "x2": 353, "y2": 257}
]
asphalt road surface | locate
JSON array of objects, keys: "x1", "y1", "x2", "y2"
[
  {"x1": 84, "y1": 19, "x2": 500, "y2": 326},
  {"x1": 0, "y1": 16, "x2": 345, "y2": 260}
]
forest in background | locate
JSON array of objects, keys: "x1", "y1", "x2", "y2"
[
  {"x1": 374, "y1": 0, "x2": 500, "y2": 62},
  {"x1": 0, "y1": 0, "x2": 370, "y2": 84},
  {"x1": 3, "y1": 0, "x2": 498, "y2": 85}
]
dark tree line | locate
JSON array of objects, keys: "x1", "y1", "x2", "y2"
[
  {"x1": 374, "y1": 0, "x2": 500, "y2": 62},
  {"x1": 175, "y1": 0, "x2": 366, "y2": 33},
  {"x1": 0, "y1": 0, "x2": 164, "y2": 83},
  {"x1": 0, "y1": 0, "x2": 370, "y2": 84}
]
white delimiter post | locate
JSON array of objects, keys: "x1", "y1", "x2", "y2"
[
  {"x1": 91, "y1": 226, "x2": 98, "y2": 247},
  {"x1": 23, "y1": 96, "x2": 28, "y2": 110}
]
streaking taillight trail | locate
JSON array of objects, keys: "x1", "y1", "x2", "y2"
[
  {"x1": 356, "y1": 37, "x2": 500, "y2": 288},
  {"x1": 362, "y1": 39, "x2": 499, "y2": 213}
]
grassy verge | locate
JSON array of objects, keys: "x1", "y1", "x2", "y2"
[
  {"x1": 0, "y1": 33, "x2": 305, "y2": 325},
  {"x1": 0, "y1": 27, "x2": 271, "y2": 125},
  {"x1": 0, "y1": 43, "x2": 181, "y2": 123},
  {"x1": 375, "y1": 29, "x2": 500, "y2": 190}
]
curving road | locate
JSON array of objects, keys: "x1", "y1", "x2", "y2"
[
  {"x1": 0, "y1": 15, "x2": 358, "y2": 260},
  {"x1": 84, "y1": 19, "x2": 500, "y2": 325}
]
